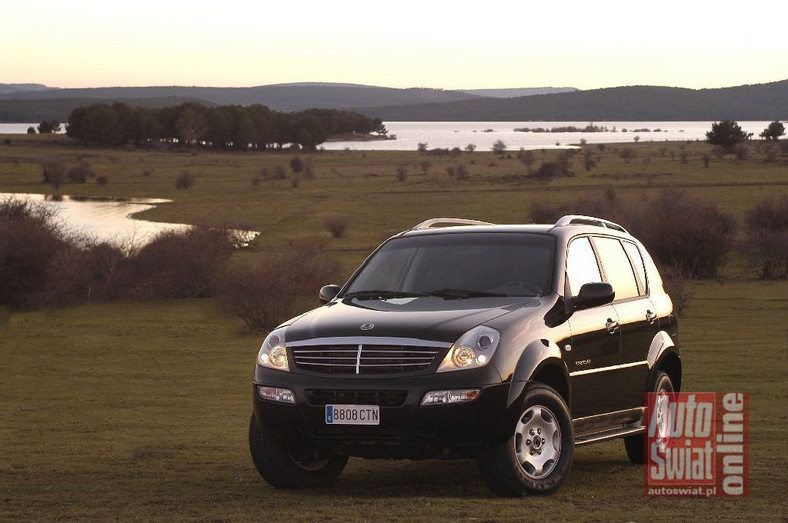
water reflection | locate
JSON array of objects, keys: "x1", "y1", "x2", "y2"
[{"x1": 1, "y1": 193, "x2": 257, "y2": 247}]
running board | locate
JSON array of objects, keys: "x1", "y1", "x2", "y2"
[{"x1": 575, "y1": 425, "x2": 645, "y2": 446}]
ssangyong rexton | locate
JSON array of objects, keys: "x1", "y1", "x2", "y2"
[{"x1": 249, "y1": 215, "x2": 680, "y2": 495}]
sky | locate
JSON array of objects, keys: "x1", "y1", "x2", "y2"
[{"x1": 3, "y1": 0, "x2": 787, "y2": 91}]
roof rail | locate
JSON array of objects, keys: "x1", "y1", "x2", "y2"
[
  {"x1": 554, "y1": 214, "x2": 629, "y2": 233},
  {"x1": 412, "y1": 218, "x2": 493, "y2": 230}
]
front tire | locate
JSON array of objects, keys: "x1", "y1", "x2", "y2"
[
  {"x1": 624, "y1": 370, "x2": 675, "y2": 464},
  {"x1": 249, "y1": 414, "x2": 348, "y2": 488},
  {"x1": 476, "y1": 383, "x2": 574, "y2": 496}
]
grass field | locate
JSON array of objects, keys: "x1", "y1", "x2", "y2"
[{"x1": 1, "y1": 135, "x2": 787, "y2": 520}]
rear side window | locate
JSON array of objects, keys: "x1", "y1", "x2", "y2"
[
  {"x1": 622, "y1": 241, "x2": 648, "y2": 295},
  {"x1": 566, "y1": 237, "x2": 602, "y2": 296},
  {"x1": 593, "y1": 237, "x2": 639, "y2": 300}
]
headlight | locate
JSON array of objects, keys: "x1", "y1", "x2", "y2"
[
  {"x1": 257, "y1": 326, "x2": 290, "y2": 371},
  {"x1": 437, "y1": 326, "x2": 500, "y2": 373}
]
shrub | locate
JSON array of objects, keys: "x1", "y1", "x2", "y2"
[
  {"x1": 124, "y1": 226, "x2": 234, "y2": 299},
  {"x1": 743, "y1": 197, "x2": 788, "y2": 279},
  {"x1": 531, "y1": 161, "x2": 568, "y2": 179},
  {"x1": 214, "y1": 240, "x2": 343, "y2": 332},
  {"x1": 26, "y1": 241, "x2": 128, "y2": 308},
  {"x1": 660, "y1": 264, "x2": 695, "y2": 316},
  {"x1": 618, "y1": 148, "x2": 637, "y2": 163},
  {"x1": 67, "y1": 162, "x2": 96, "y2": 183},
  {"x1": 527, "y1": 188, "x2": 736, "y2": 279},
  {"x1": 41, "y1": 160, "x2": 66, "y2": 190},
  {"x1": 446, "y1": 163, "x2": 468, "y2": 180},
  {"x1": 175, "y1": 170, "x2": 196, "y2": 189},
  {"x1": 323, "y1": 216, "x2": 349, "y2": 238},
  {"x1": 290, "y1": 155, "x2": 304, "y2": 173},
  {"x1": 396, "y1": 164, "x2": 407, "y2": 182},
  {"x1": 0, "y1": 200, "x2": 69, "y2": 308}
]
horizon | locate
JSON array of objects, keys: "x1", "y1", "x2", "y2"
[
  {"x1": 3, "y1": 78, "x2": 786, "y2": 93},
  {"x1": 4, "y1": 0, "x2": 787, "y2": 91}
]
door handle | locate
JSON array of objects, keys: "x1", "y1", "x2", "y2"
[
  {"x1": 646, "y1": 310, "x2": 657, "y2": 324},
  {"x1": 606, "y1": 318, "x2": 619, "y2": 334}
]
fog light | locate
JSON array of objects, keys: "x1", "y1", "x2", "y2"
[
  {"x1": 420, "y1": 389, "x2": 481, "y2": 406},
  {"x1": 257, "y1": 386, "x2": 296, "y2": 404}
]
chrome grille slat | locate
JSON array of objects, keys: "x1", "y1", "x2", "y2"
[{"x1": 292, "y1": 344, "x2": 441, "y2": 375}]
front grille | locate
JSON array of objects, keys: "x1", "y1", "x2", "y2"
[
  {"x1": 292, "y1": 344, "x2": 440, "y2": 375},
  {"x1": 305, "y1": 389, "x2": 408, "y2": 407}
]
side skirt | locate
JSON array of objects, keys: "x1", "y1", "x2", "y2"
[{"x1": 573, "y1": 407, "x2": 645, "y2": 446}]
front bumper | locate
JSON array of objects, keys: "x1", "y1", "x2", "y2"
[{"x1": 252, "y1": 366, "x2": 516, "y2": 459}]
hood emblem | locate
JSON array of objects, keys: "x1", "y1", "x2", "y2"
[{"x1": 360, "y1": 323, "x2": 375, "y2": 331}]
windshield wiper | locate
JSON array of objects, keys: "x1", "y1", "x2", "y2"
[
  {"x1": 343, "y1": 290, "x2": 428, "y2": 300},
  {"x1": 426, "y1": 288, "x2": 509, "y2": 299}
]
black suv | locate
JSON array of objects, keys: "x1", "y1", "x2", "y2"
[{"x1": 249, "y1": 215, "x2": 680, "y2": 496}]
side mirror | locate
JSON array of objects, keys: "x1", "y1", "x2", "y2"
[
  {"x1": 319, "y1": 284, "x2": 341, "y2": 305},
  {"x1": 573, "y1": 282, "x2": 615, "y2": 311}
]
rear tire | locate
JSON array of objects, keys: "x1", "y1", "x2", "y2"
[
  {"x1": 624, "y1": 370, "x2": 675, "y2": 464},
  {"x1": 249, "y1": 414, "x2": 348, "y2": 488},
  {"x1": 476, "y1": 383, "x2": 574, "y2": 496}
]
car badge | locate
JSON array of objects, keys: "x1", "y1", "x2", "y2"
[{"x1": 360, "y1": 323, "x2": 375, "y2": 331}]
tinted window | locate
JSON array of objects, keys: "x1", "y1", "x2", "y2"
[
  {"x1": 593, "y1": 237, "x2": 639, "y2": 300},
  {"x1": 345, "y1": 233, "x2": 555, "y2": 296},
  {"x1": 566, "y1": 237, "x2": 602, "y2": 296},
  {"x1": 623, "y1": 241, "x2": 648, "y2": 295}
]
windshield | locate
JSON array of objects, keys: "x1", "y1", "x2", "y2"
[{"x1": 344, "y1": 232, "x2": 555, "y2": 299}]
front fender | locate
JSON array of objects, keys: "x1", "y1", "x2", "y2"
[{"x1": 506, "y1": 339, "x2": 568, "y2": 408}]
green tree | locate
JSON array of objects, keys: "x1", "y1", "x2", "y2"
[
  {"x1": 705, "y1": 120, "x2": 752, "y2": 152},
  {"x1": 37, "y1": 120, "x2": 61, "y2": 134},
  {"x1": 759, "y1": 120, "x2": 785, "y2": 141}
]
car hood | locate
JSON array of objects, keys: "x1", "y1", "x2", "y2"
[{"x1": 285, "y1": 296, "x2": 541, "y2": 344}]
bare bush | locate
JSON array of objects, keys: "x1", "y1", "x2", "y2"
[
  {"x1": 41, "y1": 160, "x2": 66, "y2": 190},
  {"x1": 0, "y1": 200, "x2": 69, "y2": 308},
  {"x1": 214, "y1": 240, "x2": 343, "y2": 332},
  {"x1": 290, "y1": 155, "x2": 304, "y2": 173},
  {"x1": 618, "y1": 148, "x2": 637, "y2": 163},
  {"x1": 396, "y1": 164, "x2": 408, "y2": 182},
  {"x1": 323, "y1": 216, "x2": 349, "y2": 238},
  {"x1": 446, "y1": 163, "x2": 469, "y2": 180},
  {"x1": 124, "y1": 227, "x2": 234, "y2": 299},
  {"x1": 67, "y1": 162, "x2": 96, "y2": 183},
  {"x1": 660, "y1": 264, "x2": 696, "y2": 316},
  {"x1": 527, "y1": 188, "x2": 736, "y2": 279},
  {"x1": 743, "y1": 197, "x2": 788, "y2": 279},
  {"x1": 175, "y1": 170, "x2": 196, "y2": 189}
]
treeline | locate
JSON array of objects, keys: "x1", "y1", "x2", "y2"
[{"x1": 66, "y1": 102, "x2": 385, "y2": 150}]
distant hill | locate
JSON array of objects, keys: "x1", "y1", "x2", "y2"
[
  {"x1": 0, "y1": 80, "x2": 785, "y2": 123},
  {"x1": 0, "y1": 83, "x2": 54, "y2": 95},
  {"x1": 355, "y1": 80, "x2": 788, "y2": 121},
  {"x1": 0, "y1": 97, "x2": 215, "y2": 124},
  {"x1": 459, "y1": 87, "x2": 577, "y2": 98},
  {"x1": 0, "y1": 83, "x2": 480, "y2": 117}
]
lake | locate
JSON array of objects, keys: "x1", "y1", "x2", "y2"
[
  {"x1": 1, "y1": 193, "x2": 187, "y2": 247},
  {"x1": 1, "y1": 121, "x2": 773, "y2": 151},
  {"x1": 322, "y1": 121, "x2": 773, "y2": 151}
]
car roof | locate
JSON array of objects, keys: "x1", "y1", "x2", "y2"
[{"x1": 398, "y1": 215, "x2": 633, "y2": 241}]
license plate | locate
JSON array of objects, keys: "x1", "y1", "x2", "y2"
[{"x1": 325, "y1": 404, "x2": 380, "y2": 425}]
